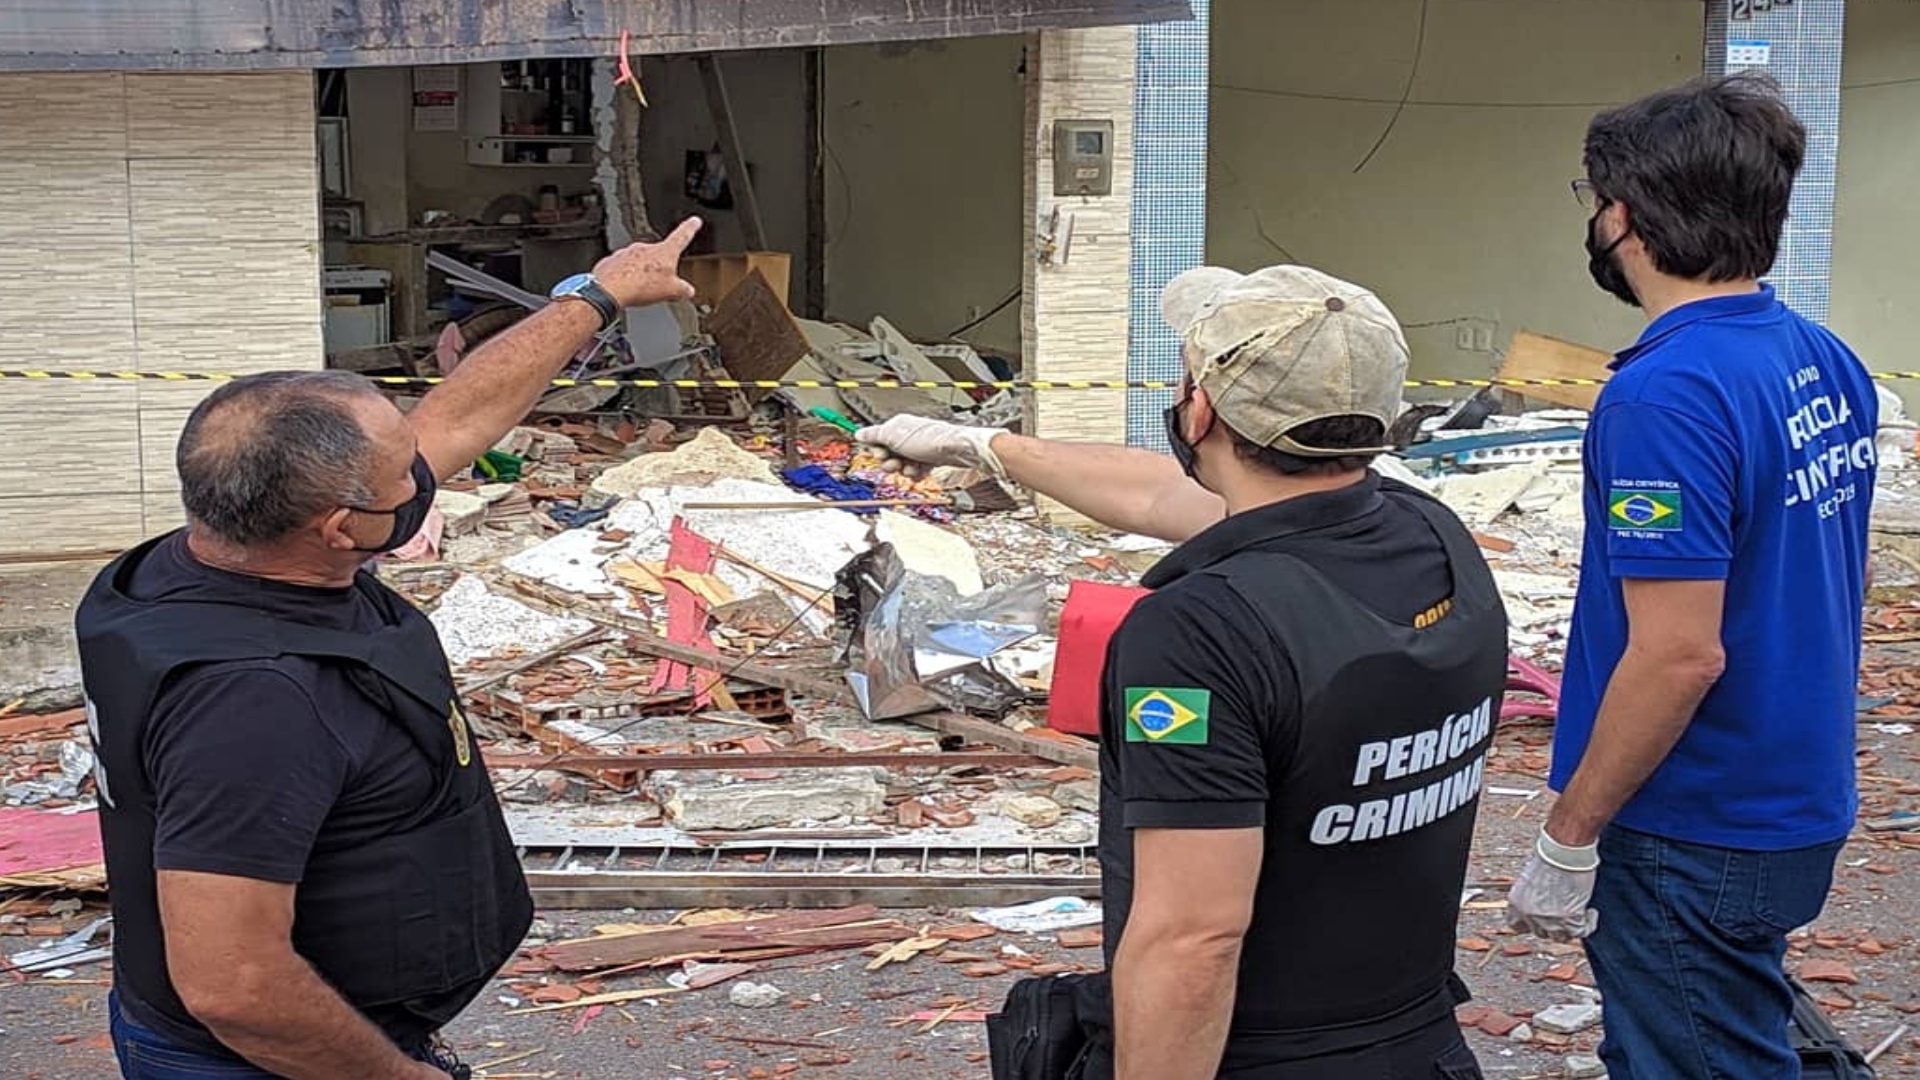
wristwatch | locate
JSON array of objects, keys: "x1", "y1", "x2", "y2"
[{"x1": 549, "y1": 273, "x2": 621, "y2": 332}]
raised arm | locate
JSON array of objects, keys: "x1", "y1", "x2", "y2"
[
  {"x1": 855, "y1": 416, "x2": 1226, "y2": 541},
  {"x1": 409, "y1": 218, "x2": 702, "y2": 481}
]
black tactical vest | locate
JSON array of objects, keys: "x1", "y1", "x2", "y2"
[
  {"x1": 75, "y1": 534, "x2": 534, "y2": 1047},
  {"x1": 1139, "y1": 489, "x2": 1508, "y2": 1065}
]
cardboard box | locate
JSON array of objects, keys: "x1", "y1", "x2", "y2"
[{"x1": 680, "y1": 252, "x2": 792, "y2": 311}]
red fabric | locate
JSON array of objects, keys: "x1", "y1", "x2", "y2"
[
  {"x1": 649, "y1": 518, "x2": 725, "y2": 706},
  {"x1": 1046, "y1": 581, "x2": 1150, "y2": 736},
  {"x1": 0, "y1": 808, "x2": 101, "y2": 875}
]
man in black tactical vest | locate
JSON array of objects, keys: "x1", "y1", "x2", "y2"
[
  {"x1": 76, "y1": 219, "x2": 703, "y2": 1080},
  {"x1": 860, "y1": 266, "x2": 1508, "y2": 1080}
]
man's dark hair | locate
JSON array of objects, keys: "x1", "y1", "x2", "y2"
[
  {"x1": 1584, "y1": 72, "x2": 1805, "y2": 282},
  {"x1": 1229, "y1": 415, "x2": 1386, "y2": 477},
  {"x1": 176, "y1": 371, "x2": 384, "y2": 546}
]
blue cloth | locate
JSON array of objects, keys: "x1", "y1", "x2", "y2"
[
  {"x1": 1585, "y1": 826, "x2": 1843, "y2": 1079},
  {"x1": 1552, "y1": 287, "x2": 1877, "y2": 849},
  {"x1": 780, "y1": 465, "x2": 879, "y2": 514},
  {"x1": 109, "y1": 991, "x2": 462, "y2": 1078}
]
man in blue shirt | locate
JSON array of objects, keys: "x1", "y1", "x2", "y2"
[{"x1": 1509, "y1": 74, "x2": 1878, "y2": 1078}]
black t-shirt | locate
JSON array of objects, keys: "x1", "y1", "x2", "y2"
[
  {"x1": 1097, "y1": 473, "x2": 1461, "y2": 1009},
  {"x1": 120, "y1": 533, "x2": 460, "y2": 1047}
]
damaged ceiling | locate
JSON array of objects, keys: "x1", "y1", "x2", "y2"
[{"x1": 0, "y1": 0, "x2": 1193, "y2": 72}]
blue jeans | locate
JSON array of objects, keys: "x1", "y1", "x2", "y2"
[
  {"x1": 1585, "y1": 825, "x2": 1843, "y2": 1080},
  {"x1": 110, "y1": 991, "x2": 459, "y2": 1079}
]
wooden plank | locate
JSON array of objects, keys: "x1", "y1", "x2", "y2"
[
  {"x1": 484, "y1": 750, "x2": 1047, "y2": 772},
  {"x1": 528, "y1": 878, "x2": 1097, "y2": 911},
  {"x1": 1496, "y1": 330, "x2": 1612, "y2": 410},
  {"x1": 707, "y1": 269, "x2": 811, "y2": 402},
  {"x1": 696, "y1": 55, "x2": 767, "y2": 251},
  {"x1": 538, "y1": 906, "x2": 887, "y2": 970},
  {"x1": 905, "y1": 712, "x2": 1101, "y2": 774}
]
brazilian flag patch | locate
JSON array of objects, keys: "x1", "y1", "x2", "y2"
[
  {"x1": 1125, "y1": 687, "x2": 1212, "y2": 745},
  {"x1": 1608, "y1": 488, "x2": 1682, "y2": 532}
]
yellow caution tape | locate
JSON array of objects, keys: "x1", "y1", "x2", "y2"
[{"x1": 3, "y1": 368, "x2": 1918, "y2": 391}]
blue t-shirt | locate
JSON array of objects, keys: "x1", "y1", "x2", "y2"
[{"x1": 1551, "y1": 286, "x2": 1877, "y2": 850}]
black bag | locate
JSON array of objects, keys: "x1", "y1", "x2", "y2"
[
  {"x1": 987, "y1": 973, "x2": 1105, "y2": 1080},
  {"x1": 1790, "y1": 975, "x2": 1877, "y2": 1080}
]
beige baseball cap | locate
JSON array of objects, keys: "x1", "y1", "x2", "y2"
[{"x1": 1160, "y1": 265, "x2": 1410, "y2": 456}]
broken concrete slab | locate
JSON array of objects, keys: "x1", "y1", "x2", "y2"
[
  {"x1": 0, "y1": 624, "x2": 82, "y2": 714},
  {"x1": 650, "y1": 769, "x2": 889, "y2": 831},
  {"x1": 868, "y1": 317, "x2": 974, "y2": 413},
  {"x1": 876, "y1": 510, "x2": 984, "y2": 597},
  {"x1": 1431, "y1": 462, "x2": 1549, "y2": 529},
  {"x1": 428, "y1": 576, "x2": 594, "y2": 666},
  {"x1": 1564, "y1": 1053, "x2": 1607, "y2": 1079},
  {"x1": 592, "y1": 427, "x2": 778, "y2": 497},
  {"x1": 1053, "y1": 779, "x2": 1099, "y2": 814},
  {"x1": 1003, "y1": 794, "x2": 1064, "y2": 829},
  {"x1": 434, "y1": 489, "x2": 490, "y2": 537},
  {"x1": 1533, "y1": 1002, "x2": 1603, "y2": 1035}
]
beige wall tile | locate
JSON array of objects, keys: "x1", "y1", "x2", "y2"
[
  {"x1": 126, "y1": 73, "x2": 314, "y2": 160},
  {"x1": 0, "y1": 382, "x2": 139, "y2": 500},
  {"x1": 0, "y1": 493, "x2": 146, "y2": 555},
  {"x1": 0, "y1": 74, "x2": 128, "y2": 160},
  {"x1": 143, "y1": 491, "x2": 187, "y2": 536},
  {"x1": 0, "y1": 162, "x2": 132, "y2": 248},
  {"x1": 130, "y1": 157, "x2": 321, "y2": 249},
  {"x1": 133, "y1": 242, "x2": 323, "y2": 374}
]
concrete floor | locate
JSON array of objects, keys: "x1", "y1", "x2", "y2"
[{"x1": 0, "y1": 561, "x2": 103, "y2": 712}]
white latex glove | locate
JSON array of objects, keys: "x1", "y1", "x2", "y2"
[
  {"x1": 854, "y1": 415, "x2": 1008, "y2": 478},
  {"x1": 1506, "y1": 827, "x2": 1600, "y2": 942}
]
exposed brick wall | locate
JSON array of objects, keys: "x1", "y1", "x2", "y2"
[{"x1": 0, "y1": 72, "x2": 323, "y2": 555}]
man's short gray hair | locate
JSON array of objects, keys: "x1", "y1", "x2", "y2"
[{"x1": 176, "y1": 371, "x2": 385, "y2": 546}]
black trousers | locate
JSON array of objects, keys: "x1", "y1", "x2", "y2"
[{"x1": 1080, "y1": 1014, "x2": 1484, "y2": 1080}]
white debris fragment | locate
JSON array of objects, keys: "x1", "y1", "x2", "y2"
[
  {"x1": 728, "y1": 981, "x2": 785, "y2": 1008},
  {"x1": 502, "y1": 529, "x2": 619, "y2": 596},
  {"x1": 1565, "y1": 1053, "x2": 1607, "y2": 1078},
  {"x1": 428, "y1": 576, "x2": 593, "y2": 665},
  {"x1": 1873, "y1": 723, "x2": 1914, "y2": 736},
  {"x1": 970, "y1": 896, "x2": 1102, "y2": 934},
  {"x1": 1003, "y1": 794, "x2": 1064, "y2": 829},
  {"x1": 1371, "y1": 455, "x2": 1435, "y2": 492},
  {"x1": 593, "y1": 427, "x2": 779, "y2": 495},
  {"x1": 877, "y1": 510, "x2": 984, "y2": 595},
  {"x1": 1432, "y1": 463, "x2": 1549, "y2": 529},
  {"x1": 1534, "y1": 1002, "x2": 1604, "y2": 1034},
  {"x1": 1106, "y1": 533, "x2": 1175, "y2": 553},
  {"x1": 433, "y1": 489, "x2": 490, "y2": 536}
]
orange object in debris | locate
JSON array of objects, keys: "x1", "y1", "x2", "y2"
[{"x1": 1046, "y1": 580, "x2": 1149, "y2": 737}]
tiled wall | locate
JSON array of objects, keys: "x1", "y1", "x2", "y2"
[
  {"x1": 1126, "y1": 0, "x2": 1209, "y2": 449},
  {"x1": 0, "y1": 72, "x2": 323, "y2": 556},
  {"x1": 1023, "y1": 26, "x2": 1139, "y2": 448},
  {"x1": 1706, "y1": 0, "x2": 1844, "y2": 323}
]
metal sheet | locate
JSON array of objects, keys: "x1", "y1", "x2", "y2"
[{"x1": 0, "y1": 0, "x2": 1192, "y2": 72}]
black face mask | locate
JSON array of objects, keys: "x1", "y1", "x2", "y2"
[
  {"x1": 347, "y1": 455, "x2": 436, "y2": 553},
  {"x1": 1585, "y1": 206, "x2": 1638, "y2": 307},
  {"x1": 1162, "y1": 398, "x2": 1211, "y2": 482}
]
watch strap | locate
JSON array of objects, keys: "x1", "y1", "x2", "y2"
[{"x1": 557, "y1": 277, "x2": 620, "y2": 332}]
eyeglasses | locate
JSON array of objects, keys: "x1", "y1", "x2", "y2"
[{"x1": 1570, "y1": 179, "x2": 1604, "y2": 212}]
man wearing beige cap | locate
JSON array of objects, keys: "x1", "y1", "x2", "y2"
[{"x1": 860, "y1": 266, "x2": 1507, "y2": 1079}]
